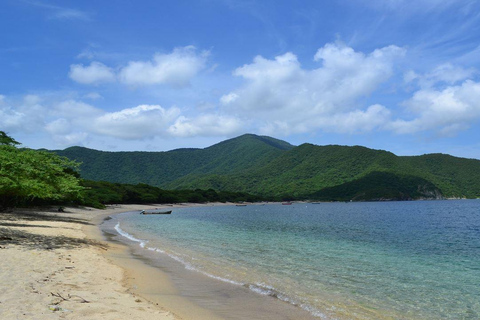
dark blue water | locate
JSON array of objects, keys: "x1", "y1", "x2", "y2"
[{"x1": 114, "y1": 200, "x2": 480, "y2": 319}]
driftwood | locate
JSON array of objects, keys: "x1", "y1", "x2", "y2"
[{"x1": 51, "y1": 292, "x2": 90, "y2": 304}]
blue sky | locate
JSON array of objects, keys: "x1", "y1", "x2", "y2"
[{"x1": 1, "y1": 0, "x2": 480, "y2": 159}]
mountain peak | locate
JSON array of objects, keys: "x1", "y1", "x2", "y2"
[{"x1": 209, "y1": 133, "x2": 294, "y2": 151}]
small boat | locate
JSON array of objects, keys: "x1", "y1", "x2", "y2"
[
  {"x1": 282, "y1": 202, "x2": 292, "y2": 205},
  {"x1": 236, "y1": 204, "x2": 247, "y2": 206},
  {"x1": 140, "y1": 209, "x2": 172, "y2": 215}
]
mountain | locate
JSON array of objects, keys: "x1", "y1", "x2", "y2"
[
  {"x1": 54, "y1": 134, "x2": 294, "y2": 188},
  {"x1": 53, "y1": 134, "x2": 480, "y2": 200}
]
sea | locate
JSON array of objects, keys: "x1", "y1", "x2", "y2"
[{"x1": 103, "y1": 200, "x2": 480, "y2": 319}]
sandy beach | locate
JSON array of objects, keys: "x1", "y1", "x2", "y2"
[
  {"x1": 0, "y1": 204, "x2": 191, "y2": 320},
  {"x1": 1, "y1": 203, "x2": 319, "y2": 320}
]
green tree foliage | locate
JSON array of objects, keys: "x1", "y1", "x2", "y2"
[
  {"x1": 0, "y1": 131, "x2": 20, "y2": 146},
  {"x1": 53, "y1": 134, "x2": 293, "y2": 186},
  {"x1": 51, "y1": 134, "x2": 480, "y2": 201},
  {"x1": 80, "y1": 180, "x2": 263, "y2": 209},
  {"x1": 0, "y1": 133, "x2": 83, "y2": 209},
  {"x1": 309, "y1": 171, "x2": 441, "y2": 201}
]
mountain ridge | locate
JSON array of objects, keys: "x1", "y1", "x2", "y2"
[{"x1": 52, "y1": 134, "x2": 480, "y2": 200}]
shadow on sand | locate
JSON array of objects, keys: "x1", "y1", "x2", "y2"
[{"x1": 0, "y1": 208, "x2": 105, "y2": 251}]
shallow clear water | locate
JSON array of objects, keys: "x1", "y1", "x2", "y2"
[{"x1": 112, "y1": 200, "x2": 480, "y2": 319}]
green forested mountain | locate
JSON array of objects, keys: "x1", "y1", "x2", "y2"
[
  {"x1": 53, "y1": 134, "x2": 480, "y2": 200},
  {"x1": 0, "y1": 131, "x2": 265, "y2": 209},
  {"x1": 54, "y1": 134, "x2": 293, "y2": 187}
]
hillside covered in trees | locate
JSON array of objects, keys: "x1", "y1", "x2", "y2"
[
  {"x1": 53, "y1": 134, "x2": 480, "y2": 201},
  {"x1": 0, "y1": 132, "x2": 263, "y2": 209}
]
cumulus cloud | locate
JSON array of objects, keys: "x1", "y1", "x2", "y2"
[
  {"x1": 118, "y1": 46, "x2": 209, "y2": 87},
  {"x1": 44, "y1": 118, "x2": 89, "y2": 146},
  {"x1": 93, "y1": 105, "x2": 181, "y2": 139},
  {"x1": 69, "y1": 61, "x2": 116, "y2": 84},
  {"x1": 1, "y1": 91, "x2": 245, "y2": 147},
  {"x1": 53, "y1": 100, "x2": 103, "y2": 121},
  {"x1": 0, "y1": 95, "x2": 102, "y2": 147},
  {"x1": 390, "y1": 80, "x2": 480, "y2": 135},
  {"x1": 313, "y1": 104, "x2": 392, "y2": 134},
  {"x1": 0, "y1": 95, "x2": 46, "y2": 132},
  {"x1": 168, "y1": 114, "x2": 243, "y2": 137},
  {"x1": 0, "y1": 106, "x2": 27, "y2": 131},
  {"x1": 221, "y1": 42, "x2": 405, "y2": 135}
]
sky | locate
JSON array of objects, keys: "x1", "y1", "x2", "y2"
[{"x1": 1, "y1": 0, "x2": 480, "y2": 159}]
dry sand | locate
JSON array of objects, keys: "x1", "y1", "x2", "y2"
[{"x1": 0, "y1": 205, "x2": 183, "y2": 320}]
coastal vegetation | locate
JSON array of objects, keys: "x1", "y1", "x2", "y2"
[
  {"x1": 80, "y1": 180, "x2": 262, "y2": 209},
  {"x1": 0, "y1": 132, "x2": 262, "y2": 209},
  {"x1": 3, "y1": 131, "x2": 480, "y2": 209},
  {"x1": 54, "y1": 134, "x2": 480, "y2": 201},
  {"x1": 0, "y1": 131, "x2": 83, "y2": 209}
]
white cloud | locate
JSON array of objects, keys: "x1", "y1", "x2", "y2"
[
  {"x1": 53, "y1": 100, "x2": 103, "y2": 120},
  {"x1": 45, "y1": 117, "x2": 89, "y2": 147},
  {"x1": 220, "y1": 92, "x2": 239, "y2": 105},
  {"x1": 0, "y1": 106, "x2": 26, "y2": 131},
  {"x1": 0, "y1": 93, "x2": 243, "y2": 148},
  {"x1": 118, "y1": 46, "x2": 209, "y2": 87},
  {"x1": 45, "y1": 118, "x2": 71, "y2": 135},
  {"x1": 405, "y1": 63, "x2": 476, "y2": 88},
  {"x1": 23, "y1": 94, "x2": 42, "y2": 105},
  {"x1": 317, "y1": 104, "x2": 392, "y2": 133},
  {"x1": 69, "y1": 61, "x2": 116, "y2": 85},
  {"x1": 51, "y1": 131, "x2": 89, "y2": 146},
  {"x1": 168, "y1": 114, "x2": 243, "y2": 137},
  {"x1": 222, "y1": 42, "x2": 404, "y2": 135},
  {"x1": 93, "y1": 105, "x2": 181, "y2": 139},
  {"x1": 0, "y1": 95, "x2": 46, "y2": 132},
  {"x1": 390, "y1": 80, "x2": 480, "y2": 135}
]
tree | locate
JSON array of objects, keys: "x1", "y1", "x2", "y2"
[
  {"x1": 0, "y1": 131, "x2": 20, "y2": 146},
  {"x1": 0, "y1": 133, "x2": 83, "y2": 209}
]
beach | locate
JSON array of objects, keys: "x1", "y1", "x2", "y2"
[
  {"x1": 3, "y1": 201, "x2": 478, "y2": 320},
  {"x1": 0, "y1": 203, "x2": 305, "y2": 320},
  {"x1": 0, "y1": 204, "x2": 205, "y2": 320}
]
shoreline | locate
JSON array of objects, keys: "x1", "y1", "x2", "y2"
[
  {"x1": 94, "y1": 203, "x2": 235, "y2": 320},
  {"x1": 0, "y1": 203, "x2": 217, "y2": 320},
  {"x1": 104, "y1": 203, "x2": 320, "y2": 320},
  {"x1": 0, "y1": 202, "x2": 319, "y2": 320}
]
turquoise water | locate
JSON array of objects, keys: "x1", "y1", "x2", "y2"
[{"x1": 112, "y1": 201, "x2": 480, "y2": 319}]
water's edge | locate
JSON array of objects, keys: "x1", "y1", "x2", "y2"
[{"x1": 101, "y1": 210, "x2": 319, "y2": 320}]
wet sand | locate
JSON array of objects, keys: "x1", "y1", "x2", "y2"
[{"x1": 0, "y1": 203, "x2": 318, "y2": 320}]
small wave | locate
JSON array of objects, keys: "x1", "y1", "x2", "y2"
[
  {"x1": 114, "y1": 223, "x2": 147, "y2": 248},
  {"x1": 246, "y1": 283, "x2": 330, "y2": 319},
  {"x1": 114, "y1": 223, "x2": 327, "y2": 318},
  {"x1": 200, "y1": 272, "x2": 244, "y2": 286},
  {"x1": 114, "y1": 223, "x2": 198, "y2": 270},
  {"x1": 247, "y1": 283, "x2": 295, "y2": 304}
]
